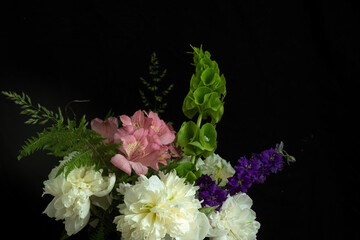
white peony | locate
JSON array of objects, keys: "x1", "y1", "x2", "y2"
[
  {"x1": 207, "y1": 193, "x2": 260, "y2": 240},
  {"x1": 42, "y1": 153, "x2": 116, "y2": 236},
  {"x1": 114, "y1": 171, "x2": 211, "y2": 240},
  {"x1": 196, "y1": 153, "x2": 235, "y2": 186}
]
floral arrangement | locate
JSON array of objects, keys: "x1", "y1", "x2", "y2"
[{"x1": 2, "y1": 46, "x2": 295, "y2": 240}]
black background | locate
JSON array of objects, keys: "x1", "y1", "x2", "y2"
[{"x1": 1, "y1": 1, "x2": 359, "y2": 239}]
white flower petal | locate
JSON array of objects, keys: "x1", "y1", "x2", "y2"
[
  {"x1": 196, "y1": 153, "x2": 235, "y2": 186},
  {"x1": 42, "y1": 153, "x2": 116, "y2": 236},
  {"x1": 176, "y1": 212, "x2": 211, "y2": 240},
  {"x1": 64, "y1": 210, "x2": 90, "y2": 236},
  {"x1": 93, "y1": 172, "x2": 116, "y2": 197},
  {"x1": 114, "y1": 171, "x2": 210, "y2": 240},
  {"x1": 208, "y1": 193, "x2": 260, "y2": 240},
  {"x1": 116, "y1": 182, "x2": 132, "y2": 195}
]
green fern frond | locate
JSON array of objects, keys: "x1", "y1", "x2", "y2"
[
  {"x1": 17, "y1": 115, "x2": 101, "y2": 160},
  {"x1": 55, "y1": 149, "x2": 96, "y2": 178},
  {"x1": 3, "y1": 91, "x2": 124, "y2": 178}
]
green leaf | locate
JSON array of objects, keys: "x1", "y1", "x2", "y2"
[
  {"x1": 184, "y1": 171, "x2": 198, "y2": 184},
  {"x1": 88, "y1": 222, "x2": 105, "y2": 240},
  {"x1": 199, "y1": 205, "x2": 219, "y2": 215},
  {"x1": 175, "y1": 162, "x2": 201, "y2": 183},
  {"x1": 60, "y1": 230, "x2": 70, "y2": 240},
  {"x1": 175, "y1": 162, "x2": 195, "y2": 177}
]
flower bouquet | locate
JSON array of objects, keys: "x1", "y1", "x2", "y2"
[{"x1": 2, "y1": 46, "x2": 295, "y2": 240}]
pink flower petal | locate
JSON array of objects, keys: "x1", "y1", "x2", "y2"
[
  {"x1": 129, "y1": 162, "x2": 148, "y2": 175},
  {"x1": 139, "y1": 150, "x2": 162, "y2": 171},
  {"x1": 159, "y1": 132, "x2": 176, "y2": 145},
  {"x1": 119, "y1": 115, "x2": 132, "y2": 126},
  {"x1": 111, "y1": 154, "x2": 132, "y2": 175},
  {"x1": 91, "y1": 117, "x2": 118, "y2": 142},
  {"x1": 147, "y1": 111, "x2": 176, "y2": 145},
  {"x1": 118, "y1": 134, "x2": 137, "y2": 157},
  {"x1": 133, "y1": 128, "x2": 147, "y2": 140},
  {"x1": 168, "y1": 144, "x2": 181, "y2": 158},
  {"x1": 132, "y1": 110, "x2": 145, "y2": 127}
]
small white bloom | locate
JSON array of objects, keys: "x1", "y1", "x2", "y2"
[
  {"x1": 208, "y1": 193, "x2": 260, "y2": 240},
  {"x1": 196, "y1": 153, "x2": 235, "y2": 186},
  {"x1": 42, "y1": 153, "x2": 116, "y2": 236},
  {"x1": 114, "y1": 171, "x2": 210, "y2": 240}
]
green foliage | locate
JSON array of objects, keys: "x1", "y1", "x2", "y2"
[
  {"x1": 56, "y1": 150, "x2": 94, "y2": 178},
  {"x1": 182, "y1": 46, "x2": 226, "y2": 123},
  {"x1": 88, "y1": 204, "x2": 120, "y2": 240},
  {"x1": 2, "y1": 91, "x2": 63, "y2": 125},
  {"x1": 88, "y1": 222, "x2": 105, "y2": 240},
  {"x1": 177, "y1": 121, "x2": 217, "y2": 158},
  {"x1": 275, "y1": 141, "x2": 296, "y2": 164},
  {"x1": 139, "y1": 52, "x2": 174, "y2": 114},
  {"x1": 177, "y1": 46, "x2": 226, "y2": 161},
  {"x1": 18, "y1": 115, "x2": 91, "y2": 158},
  {"x1": 2, "y1": 91, "x2": 121, "y2": 178},
  {"x1": 199, "y1": 205, "x2": 219, "y2": 215},
  {"x1": 174, "y1": 162, "x2": 201, "y2": 184}
]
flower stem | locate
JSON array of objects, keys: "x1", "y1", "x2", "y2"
[
  {"x1": 190, "y1": 112, "x2": 203, "y2": 164},
  {"x1": 196, "y1": 112, "x2": 203, "y2": 129}
]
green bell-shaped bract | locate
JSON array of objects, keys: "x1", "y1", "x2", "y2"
[
  {"x1": 183, "y1": 46, "x2": 226, "y2": 124},
  {"x1": 202, "y1": 92, "x2": 224, "y2": 124},
  {"x1": 178, "y1": 46, "x2": 226, "y2": 159},
  {"x1": 177, "y1": 120, "x2": 217, "y2": 158},
  {"x1": 182, "y1": 92, "x2": 198, "y2": 119},
  {"x1": 193, "y1": 87, "x2": 212, "y2": 105},
  {"x1": 199, "y1": 123, "x2": 217, "y2": 152},
  {"x1": 176, "y1": 121, "x2": 201, "y2": 156}
]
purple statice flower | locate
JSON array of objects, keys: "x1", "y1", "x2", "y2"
[
  {"x1": 226, "y1": 143, "x2": 288, "y2": 196},
  {"x1": 195, "y1": 174, "x2": 227, "y2": 210}
]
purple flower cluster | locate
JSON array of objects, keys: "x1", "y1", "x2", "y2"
[
  {"x1": 226, "y1": 148, "x2": 284, "y2": 195},
  {"x1": 195, "y1": 144, "x2": 292, "y2": 211},
  {"x1": 195, "y1": 174, "x2": 227, "y2": 210}
]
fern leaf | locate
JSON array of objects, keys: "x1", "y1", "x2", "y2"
[
  {"x1": 17, "y1": 130, "x2": 49, "y2": 160},
  {"x1": 55, "y1": 149, "x2": 95, "y2": 178},
  {"x1": 17, "y1": 116, "x2": 103, "y2": 160}
]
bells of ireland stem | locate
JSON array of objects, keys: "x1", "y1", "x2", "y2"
[{"x1": 178, "y1": 46, "x2": 226, "y2": 159}]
